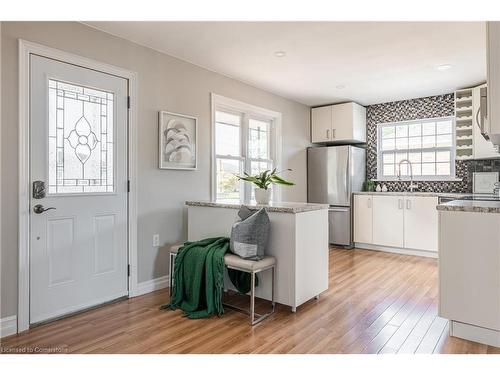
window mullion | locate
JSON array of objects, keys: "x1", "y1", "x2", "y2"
[{"x1": 241, "y1": 113, "x2": 250, "y2": 202}]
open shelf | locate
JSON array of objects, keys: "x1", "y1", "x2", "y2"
[{"x1": 455, "y1": 87, "x2": 476, "y2": 160}]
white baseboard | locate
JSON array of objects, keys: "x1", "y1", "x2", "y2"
[
  {"x1": 354, "y1": 243, "x2": 438, "y2": 259},
  {"x1": 451, "y1": 320, "x2": 500, "y2": 348},
  {"x1": 0, "y1": 315, "x2": 17, "y2": 338},
  {"x1": 135, "y1": 275, "x2": 170, "y2": 296}
]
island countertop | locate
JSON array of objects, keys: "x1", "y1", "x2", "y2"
[
  {"x1": 437, "y1": 200, "x2": 500, "y2": 214},
  {"x1": 185, "y1": 200, "x2": 329, "y2": 214}
]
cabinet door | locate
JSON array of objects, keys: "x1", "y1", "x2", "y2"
[
  {"x1": 351, "y1": 103, "x2": 367, "y2": 143},
  {"x1": 372, "y1": 196, "x2": 404, "y2": 248},
  {"x1": 487, "y1": 22, "x2": 500, "y2": 141},
  {"x1": 403, "y1": 197, "x2": 438, "y2": 252},
  {"x1": 311, "y1": 106, "x2": 332, "y2": 143},
  {"x1": 331, "y1": 103, "x2": 353, "y2": 141},
  {"x1": 354, "y1": 195, "x2": 373, "y2": 244},
  {"x1": 331, "y1": 103, "x2": 366, "y2": 143}
]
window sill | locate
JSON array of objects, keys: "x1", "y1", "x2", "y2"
[{"x1": 373, "y1": 177, "x2": 463, "y2": 182}]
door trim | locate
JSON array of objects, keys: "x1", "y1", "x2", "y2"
[{"x1": 18, "y1": 39, "x2": 139, "y2": 333}]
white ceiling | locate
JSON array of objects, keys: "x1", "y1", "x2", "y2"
[{"x1": 85, "y1": 22, "x2": 486, "y2": 106}]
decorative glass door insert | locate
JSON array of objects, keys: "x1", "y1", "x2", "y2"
[{"x1": 48, "y1": 79, "x2": 114, "y2": 194}]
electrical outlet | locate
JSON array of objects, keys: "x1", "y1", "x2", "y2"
[{"x1": 152, "y1": 234, "x2": 160, "y2": 247}]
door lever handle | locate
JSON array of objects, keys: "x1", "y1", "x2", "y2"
[{"x1": 33, "y1": 204, "x2": 56, "y2": 214}]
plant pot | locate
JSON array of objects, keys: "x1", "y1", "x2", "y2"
[{"x1": 254, "y1": 188, "x2": 272, "y2": 205}]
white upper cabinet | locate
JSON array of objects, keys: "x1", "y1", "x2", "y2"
[
  {"x1": 403, "y1": 196, "x2": 438, "y2": 252},
  {"x1": 311, "y1": 105, "x2": 332, "y2": 143},
  {"x1": 487, "y1": 22, "x2": 500, "y2": 146},
  {"x1": 311, "y1": 102, "x2": 366, "y2": 144}
]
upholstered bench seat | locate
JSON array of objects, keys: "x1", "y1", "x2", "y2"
[{"x1": 169, "y1": 244, "x2": 275, "y2": 325}]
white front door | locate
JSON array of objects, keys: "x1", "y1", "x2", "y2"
[{"x1": 29, "y1": 55, "x2": 129, "y2": 324}]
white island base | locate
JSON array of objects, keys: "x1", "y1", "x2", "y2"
[
  {"x1": 438, "y1": 206, "x2": 500, "y2": 348},
  {"x1": 186, "y1": 201, "x2": 329, "y2": 312}
]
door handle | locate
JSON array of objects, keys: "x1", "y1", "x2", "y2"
[
  {"x1": 398, "y1": 199, "x2": 403, "y2": 209},
  {"x1": 33, "y1": 204, "x2": 56, "y2": 214}
]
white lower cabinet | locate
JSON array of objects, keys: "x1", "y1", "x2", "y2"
[
  {"x1": 353, "y1": 195, "x2": 373, "y2": 243},
  {"x1": 372, "y1": 196, "x2": 404, "y2": 248},
  {"x1": 403, "y1": 196, "x2": 438, "y2": 251},
  {"x1": 354, "y1": 194, "x2": 438, "y2": 255}
]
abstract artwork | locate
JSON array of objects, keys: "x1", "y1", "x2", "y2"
[{"x1": 159, "y1": 111, "x2": 197, "y2": 170}]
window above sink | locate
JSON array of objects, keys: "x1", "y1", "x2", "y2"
[{"x1": 377, "y1": 117, "x2": 457, "y2": 181}]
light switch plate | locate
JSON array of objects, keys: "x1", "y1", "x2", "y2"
[{"x1": 473, "y1": 172, "x2": 499, "y2": 194}]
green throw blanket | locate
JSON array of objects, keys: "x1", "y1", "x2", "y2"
[
  {"x1": 160, "y1": 237, "x2": 259, "y2": 319},
  {"x1": 161, "y1": 237, "x2": 229, "y2": 319}
]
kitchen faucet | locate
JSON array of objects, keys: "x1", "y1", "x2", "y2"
[{"x1": 397, "y1": 159, "x2": 419, "y2": 192}]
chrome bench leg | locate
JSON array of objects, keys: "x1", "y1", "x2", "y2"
[
  {"x1": 169, "y1": 253, "x2": 176, "y2": 297},
  {"x1": 224, "y1": 265, "x2": 276, "y2": 326},
  {"x1": 250, "y1": 271, "x2": 256, "y2": 325}
]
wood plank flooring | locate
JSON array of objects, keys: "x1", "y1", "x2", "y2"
[{"x1": 2, "y1": 247, "x2": 500, "y2": 354}]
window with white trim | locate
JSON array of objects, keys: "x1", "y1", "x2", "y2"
[
  {"x1": 377, "y1": 117, "x2": 455, "y2": 180},
  {"x1": 213, "y1": 95, "x2": 280, "y2": 202}
]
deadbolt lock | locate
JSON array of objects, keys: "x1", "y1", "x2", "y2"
[{"x1": 33, "y1": 181, "x2": 46, "y2": 199}]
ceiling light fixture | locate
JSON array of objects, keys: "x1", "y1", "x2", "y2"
[
  {"x1": 274, "y1": 51, "x2": 286, "y2": 58},
  {"x1": 435, "y1": 64, "x2": 452, "y2": 71}
]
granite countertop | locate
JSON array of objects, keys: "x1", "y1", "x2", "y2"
[
  {"x1": 437, "y1": 200, "x2": 500, "y2": 213},
  {"x1": 185, "y1": 200, "x2": 329, "y2": 214},
  {"x1": 353, "y1": 191, "x2": 496, "y2": 199}
]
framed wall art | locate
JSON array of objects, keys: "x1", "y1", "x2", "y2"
[{"x1": 158, "y1": 110, "x2": 198, "y2": 170}]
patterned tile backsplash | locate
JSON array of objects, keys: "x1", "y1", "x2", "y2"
[{"x1": 365, "y1": 93, "x2": 500, "y2": 193}]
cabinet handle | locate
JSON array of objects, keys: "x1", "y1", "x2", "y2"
[
  {"x1": 398, "y1": 199, "x2": 403, "y2": 209},
  {"x1": 406, "y1": 199, "x2": 411, "y2": 210},
  {"x1": 326, "y1": 129, "x2": 330, "y2": 139},
  {"x1": 367, "y1": 197, "x2": 371, "y2": 208},
  {"x1": 332, "y1": 128, "x2": 336, "y2": 139}
]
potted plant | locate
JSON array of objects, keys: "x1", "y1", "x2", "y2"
[
  {"x1": 363, "y1": 179, "x2": 376, "y2": 192},
  {"x1": 235, "y1": 168, "x2": 295, "y2": 204}
]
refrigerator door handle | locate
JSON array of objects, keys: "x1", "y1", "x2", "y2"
[{"x1": 329, "y1": 207, "x2": 350, "y2": 212}]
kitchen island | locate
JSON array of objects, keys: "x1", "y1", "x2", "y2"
[
  {"x1": 186, "y1": 201, "x2": 329, "y2": 312},
  {"x1": 437, "y1": 199, "x2": 500, "y2": 348}
]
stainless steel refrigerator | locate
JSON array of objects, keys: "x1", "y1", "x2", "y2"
[{"x1": 307, "y1": 145, "x2": 366, "y2": 247}]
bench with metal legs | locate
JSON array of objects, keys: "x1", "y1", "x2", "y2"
[{"x1": 169, "y1": 244, "x2": 276, "y2": 325}]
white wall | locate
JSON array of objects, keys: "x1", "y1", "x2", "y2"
[{"x1": 0, "y1": 22, "x2": 311, "y2": 319}]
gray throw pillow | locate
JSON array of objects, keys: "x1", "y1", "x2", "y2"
[{"x1": 230, "y1": 207, "x2": 270, "y2": 260}]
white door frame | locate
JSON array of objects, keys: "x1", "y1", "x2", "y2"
[{"x1": 18, "y1": 39, "x2": 139, "y2": 333}]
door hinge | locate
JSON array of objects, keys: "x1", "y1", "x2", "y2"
[
  {"x1": 127, "y1": 96, "x2": 131, "y2": 109},
  {"x1": 128, "y1": 264, "x2": 131, "y2": 277},
  {"x1": 127, "y1": 180, "x2": 130, "y2": 192}
]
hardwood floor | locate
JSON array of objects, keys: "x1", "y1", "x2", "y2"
[{"x1": 2, "y1": 247, "x2": 500, "y2": 354}]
